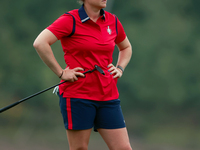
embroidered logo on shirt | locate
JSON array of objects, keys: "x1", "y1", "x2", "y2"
[{"x1": 107, "y1": 26, "x2": 112, "y2": 35}]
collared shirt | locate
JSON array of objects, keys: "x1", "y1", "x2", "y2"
[{"x1": 47, "y1": 5, "x2": 126, "y2": 101}]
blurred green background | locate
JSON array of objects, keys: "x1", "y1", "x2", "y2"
[{"x1": 0, "y1": 0, "x2": 200, "y2": 149}]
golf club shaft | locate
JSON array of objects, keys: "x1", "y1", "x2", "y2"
[
  {"x1": 0, "y1": 80, "x2": 67, "y2": 113},
  {"x1": 0, "y1": 71, "x2": 89, "y2": 113},
  {"x1": 0, "y1": 66, "x2": 104, "y2": 114}
]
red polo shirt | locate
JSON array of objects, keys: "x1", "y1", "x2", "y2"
[{"x1": 47, "y1": 5, "x2": 126, "y2": 101}]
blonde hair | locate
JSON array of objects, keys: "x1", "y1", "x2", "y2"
[{"x1": 78, "y1": 0, "x2": 84, "y2": 4}]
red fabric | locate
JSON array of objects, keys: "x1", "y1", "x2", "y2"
[
  {"x1": 67, "y1": 98, "x2": 73, "y2": 129},
  {"x1": 47, "y1": 9, "x2": 126, "y2": 101}
]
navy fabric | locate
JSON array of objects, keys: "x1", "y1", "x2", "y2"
[
  {"x1": 115, "y1": 15, "x2": 118, "y2": 35},
  {"x1": 65, "y1": 13, "x2": 76, "y2": 37},
  {"x1": 58, "y1": 94, "x2": 126, "y2": 132},
  {"x1": 78, "y1": 5, "x2": 105, "y2": 23}
]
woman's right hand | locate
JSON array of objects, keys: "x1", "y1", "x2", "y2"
[{"x1": 60, "y1": 67, "x2": 85, "y2": 82}]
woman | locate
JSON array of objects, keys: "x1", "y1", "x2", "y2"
[{"x1": 33, "y1": 0, "x2": 132, "y2": 149}]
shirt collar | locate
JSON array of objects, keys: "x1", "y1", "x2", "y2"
[{"x1": 78, "y1": 5, "x2": 105, "y2": 23}]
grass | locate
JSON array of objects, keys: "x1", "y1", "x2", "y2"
[{"x1": 1, "y1": 108, "x2": 200, "y2": 150}]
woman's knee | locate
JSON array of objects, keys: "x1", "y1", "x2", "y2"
[
  {"x1": 112, "y1": 144, "x2": 132, "y2": 150},
  {"x1": 122, "y1": 144, "x2": 132, "y2": 150},
  {"x1": 70, "y1": 144, "x2": 88, "y2": 150}
]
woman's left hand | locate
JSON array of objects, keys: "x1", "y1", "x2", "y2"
[{"x1": 108, "y1": 64, "x2": 123, "y2": 79}]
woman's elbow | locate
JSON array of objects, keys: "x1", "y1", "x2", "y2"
[
  {"x1": 33, "y1": 38, "x2": 39, "y2": 49},
  {"x1": 33, "y1": 38, "x2": 48, "y2": 53},
  {"x1": 33, "y1": 29, "x2": 57, "y2": 50},
  {"x1": 33, "y1": 38, "x2": 43, "y2": 50},
  {"x1": 129, "y1": 44, "x2": 132, "y2": 55}
]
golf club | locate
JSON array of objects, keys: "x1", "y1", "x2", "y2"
[{"x1": 0, "y1": 65, "x2": 105, "y2": 113}]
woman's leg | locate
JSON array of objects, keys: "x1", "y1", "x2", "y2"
[
  {"x1": 66, "y1": 128, "x2": 92, "y2": 150},
  {"x1": 98, "y1": 127, "x2": 132, "y2": 150}
]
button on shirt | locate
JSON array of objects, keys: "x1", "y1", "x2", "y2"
[{"x1": 47, "y1": 5, "x2": 126, "y2": 101}]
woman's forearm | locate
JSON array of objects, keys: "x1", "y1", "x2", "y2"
[
  {"x1": 34, "y1": 43, "x2": 63, "y2": 77},
  {"x1": 116, "y1": 37, "x2": 132, "y2": 71},
  {"x1": 116, "y1": 45, "x2": 132, "y2": 70}
]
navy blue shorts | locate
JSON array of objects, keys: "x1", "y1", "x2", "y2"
[{"x1": 58, "y1": 94, "x2": 126, "y2": 131}]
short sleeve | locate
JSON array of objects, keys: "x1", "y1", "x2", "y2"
[
  {"x1": 46, "y1": 14, "x2": 74, "y2": 40},
  {"x1": 115, "y1": 17, "x2": 126, "y2": 44}
]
